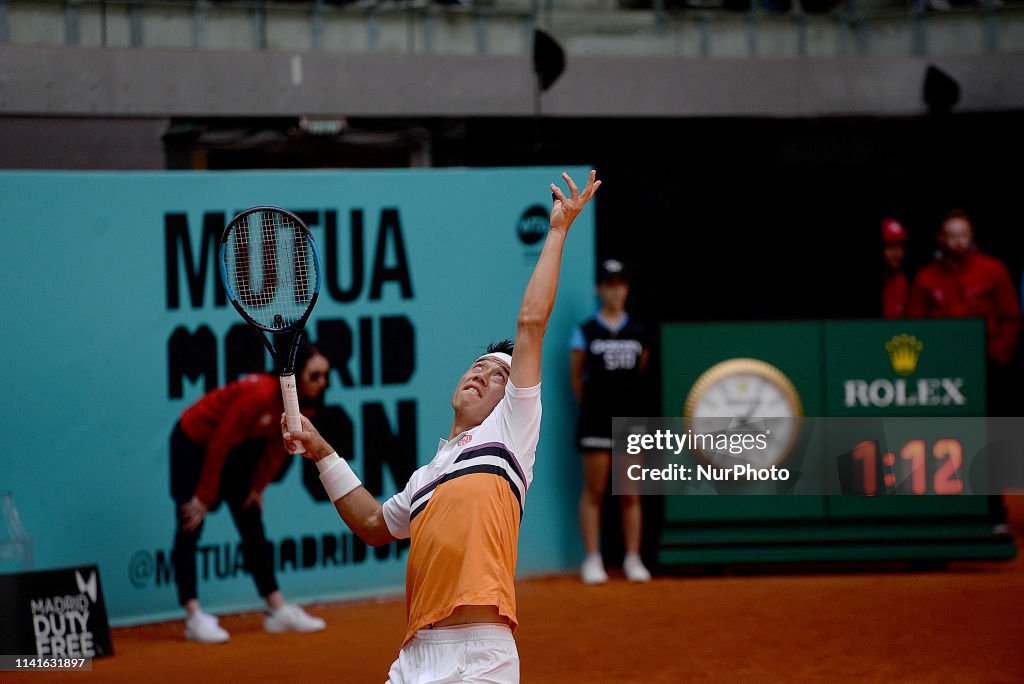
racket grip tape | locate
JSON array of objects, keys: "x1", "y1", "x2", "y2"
[{"x1": 280, "y1": 374, "x2": 306, "y2": 454}]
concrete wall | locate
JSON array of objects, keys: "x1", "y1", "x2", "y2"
[{"x1": 3, "y1": 45, "x2": 1024, "y2": 118}]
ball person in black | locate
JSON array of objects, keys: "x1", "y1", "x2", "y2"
[{"x1": 570, "y1": 259, "x2": 652, "y2": 584}]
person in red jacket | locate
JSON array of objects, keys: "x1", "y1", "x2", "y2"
[
  {"x1": 907, "y1": 208, "x2": 1021, "y2": 373},
  {"x1": 170, "y1": 342, "x2": 330, "y2": 644},
  {"x1": 906, "y1": 208, "x2": 1021, "y2": 535},
  {"x1": 881, "y1": 218, "x2": 910, "y2": 319}
]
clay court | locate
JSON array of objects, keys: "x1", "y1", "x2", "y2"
[{"x1": 9, "y1": 499, "x2": 1023, "y2": 683}]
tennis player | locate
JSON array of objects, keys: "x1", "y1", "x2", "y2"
[{"x1": 282, "y1": 170, "x2": 600, "y2": 683}]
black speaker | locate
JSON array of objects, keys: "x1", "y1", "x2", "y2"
[
  {"x1": 533, "y1": 29, "x2": 566, "y2": 92},
  {"x1": 923, "y1": 64, "x2": 961, "y2": 115}
]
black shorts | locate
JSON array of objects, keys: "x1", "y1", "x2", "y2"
[
  {"x1": 576, "y1": 409, "x2": 614, "y2": 452},
  {"x1": 576, "y1": 408, "x2": 651, "y2": 453}
]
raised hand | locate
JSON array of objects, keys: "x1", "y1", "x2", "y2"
[{"x1": 549, "y1": 170, "x2": 601, "y2": 235}]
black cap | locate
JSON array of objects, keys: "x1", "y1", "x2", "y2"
[{"x1": 597, "y1": 259, "x2": 628, "y2": 284}]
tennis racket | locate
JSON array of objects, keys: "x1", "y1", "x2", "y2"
[{"x1": 219, "y1": 206, "x2": 322, "y2": 453}]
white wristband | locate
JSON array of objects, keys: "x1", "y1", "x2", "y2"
[{"x1": 316, "y1": 452, "x2": 362, "y2": 502}]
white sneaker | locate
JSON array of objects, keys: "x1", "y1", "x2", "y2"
[
  {"x1": 580, "y1": 554, "x2": 608, "y2": 585},
  {"x1": 264, "y1": 603, "x2": 327, "y2": 633},
  {"x1": 184, "y1": 611, "x2": 230, "y2": 644},
  {"x1": 623, "y1": 554, "x2": 652, "y2": 583}
]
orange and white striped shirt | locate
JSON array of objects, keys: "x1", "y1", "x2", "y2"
[{"x1": 382, "y1": 381, "x2": 541, "y2": 646}]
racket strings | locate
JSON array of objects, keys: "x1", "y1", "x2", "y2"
[{"x1": 225, "y1": 211, "x2": 315, "y2": 330}]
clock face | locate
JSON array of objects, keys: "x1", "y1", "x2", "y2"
[{"x1": 684, "y1": 358, "x2": 802, "y2": 468}]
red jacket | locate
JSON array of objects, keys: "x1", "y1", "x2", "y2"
[
  {"x1": 907, "y1": 251, "x2": 1021, "y2": 365},
  {"x1": 179, "y1": 374, "x2": 289, "y2": 505},
  {"x1": 882, "y1": 271, "x2": 908, "y2": 320}
]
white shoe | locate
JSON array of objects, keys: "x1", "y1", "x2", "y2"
[
  {"x1": 623, "y1": 554, "x2": 652, "y2": 583},
  {"x1": 184, "y1": 611, "x2": 230, "y2": 644},
  {"x1": 264, "y1": 603, "x2": 327, "y2": 633},
  {"x1": 580, "y1": 554, "x2": 608, "y2": 585}
]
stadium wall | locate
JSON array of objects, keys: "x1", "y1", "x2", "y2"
[{"x1": 2, "y1": 46, "x2": 1024, "y2": 117}]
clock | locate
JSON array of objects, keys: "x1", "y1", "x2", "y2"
[{"x1": 683, "y1": 358, "x2": 803, "y2": 469}]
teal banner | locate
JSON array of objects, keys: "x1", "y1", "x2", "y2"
[{"x1": 0, "y1": 168, "x2": 594, "y2": 625}]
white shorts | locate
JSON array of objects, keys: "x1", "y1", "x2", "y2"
[{"x1": 385, "y1": 623, "x2": 520, "y2": 684}]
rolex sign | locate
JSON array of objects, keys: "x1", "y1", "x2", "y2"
[{"x1": 824, "y1": 320, "x2": 985, "y2": 417}]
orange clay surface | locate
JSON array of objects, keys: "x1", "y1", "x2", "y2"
[{"x1": 11, "y1": 497, "x2": 1024, "y2": 683}]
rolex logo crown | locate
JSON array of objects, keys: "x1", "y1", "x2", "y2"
[{"x1": 885, "y1": 334, "x2": 923, "y2": 376}]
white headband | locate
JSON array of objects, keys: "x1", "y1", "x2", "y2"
[{"x1": 476, "y1": 352, "x2": 512, "y2": 369}]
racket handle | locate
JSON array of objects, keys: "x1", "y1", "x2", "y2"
[{"x1": 280, "y1": 374, "x2": 305, "y2": 454}]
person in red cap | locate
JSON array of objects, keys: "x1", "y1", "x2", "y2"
[{"x1": 881, "y1": 218, "x2": 910, "y2": 319}]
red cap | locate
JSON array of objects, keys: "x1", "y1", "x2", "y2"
[{"x1": 881, "y1": 218, "x2": 907, "y2": 243}]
